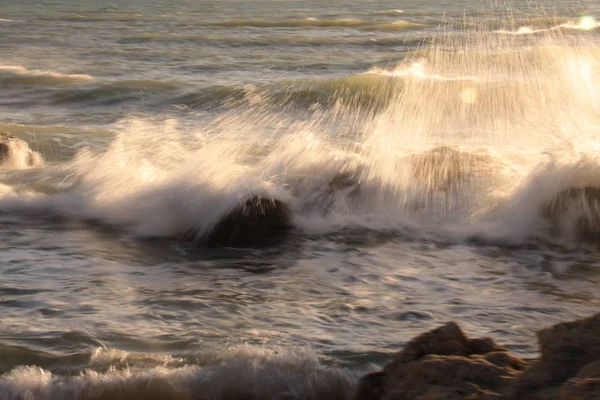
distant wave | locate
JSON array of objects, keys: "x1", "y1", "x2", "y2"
[
  {"x1": 214, "y1": 18, "x2": 424, "y2": 31},
  {"x1": 368, "y1": 10, "x2": 405, "y2": 16},
  {"x1": 0, "y1": 65, "x2": 93, "y2": 85},
  {"x1": 495, "y1": 17, "x2": 600, "y2": 35},
  {"x1": 50, "y1": 79, "x2": 183, "y2": 105},
  {"x1": 366, "y1": 63, "x2": 477, "y2": 81}
]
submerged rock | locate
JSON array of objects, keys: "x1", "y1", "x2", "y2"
[
  {"x1": 201, "y1": 195, "x2": 293, "y2": 247},
  {"x1": 0, "y1": 131, "x2": 44, "y2": 169},
  {"x1": 356, "y1": 313, "x2": 600, "y2": 400}
]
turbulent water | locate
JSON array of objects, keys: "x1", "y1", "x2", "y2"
[{"x1": 1, "y1": 0, "x2": 600, "y2": 398}]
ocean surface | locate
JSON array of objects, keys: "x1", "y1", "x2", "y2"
[{"x1": 1, "y1": 0, "x2": 600, "y2": 398}]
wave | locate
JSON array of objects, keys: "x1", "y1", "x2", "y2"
[
  {"x1": 321, "y1": 9, "x2": 405, "y2": 18},
  {"x1": 366, "y1": 63, "x2": 477, "y2": 81},
  {"x1": 0, "y1": 65, "x2": 93, "y2": 85},
  {"x1": 362, "y1": 20, "x2": 424, "y2": 31},
  {"x1": 171, "y1": 75, "x2": 397, "y2": 112},
  {"x1": 0, "y1": 346, "x2": 358, "y2": 400},
  {"x1": 214, "y1": 18, "x2": 424, "y2": 31},
  {"x1": 48, "y1": 79, "x2": 183, "y2": 106},
  {"x1": 495, "y1": 17, "x2": 600, "y2": 35},
  {"x1": 368, "y1": 10, "x2": 405, "y2": 16},
  {"x1": 36, "y1": 13, "x2": 148, "y2": 23},
  {"x1": 216, "y1": 18, "x2": 366, "y2": 28}
]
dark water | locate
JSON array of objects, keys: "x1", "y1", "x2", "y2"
[{"x1": 1, "y1": 1, "x2": 600, "y2": 398}]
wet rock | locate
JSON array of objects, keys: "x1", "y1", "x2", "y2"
[
  {"x1": 0, "y1": 130, "x2": 44, "y2": 168},
  {"x1": 356, "y1": 313, "x2": 600, "y2": 400},
  {"x1": 202, "y1": 196, "x2": 293, "y2": 247},
  {"x1": 543, "y1": 186, "x2": 600, "y2": 244},
  {"x1": 409, "y1": 146, "x2": 492, "y2": 192}
]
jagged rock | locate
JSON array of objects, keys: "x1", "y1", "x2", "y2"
[
  {"x1": 356, "y1": 313, "x2": 600, "y2": 400},
  {"x1": 385, "y1": 322, "x2": 506, "y2": 374},
  {"x1": 0, "y1": 130, "x2": 43, "y2": 169},
  {"x1": 202, "y1": 196, "x2": 293, "y2": 247}
]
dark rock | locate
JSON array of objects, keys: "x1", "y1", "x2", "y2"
[
  {"x1": 202, "y1": 196, "x2": 293, "y2": 247},
  {"x1": 483, "y1": 352, "x2": 527, "y2": 371},
  {"x1": 356, "y1": 313, "x2": 600, "y2": 400},
  {"x1": 558, "y1": 378, "x2": 600, "y2": 400},
  {"x1": 517, "y1": 312, "x2": 600, "y2": 395},
  {"x1": 355, "y1": 372, "x2": 386, "y2": 400},
  {"x1": 543, "y1": 186, "x2": 600, "y2": 244},
  {"x1": 577, "y1": 362, "x2": 600, "y2": 379}
]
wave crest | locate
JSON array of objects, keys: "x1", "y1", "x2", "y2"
[{"x1": 0, "y1": 65, "x2": 93, "y2": 85}]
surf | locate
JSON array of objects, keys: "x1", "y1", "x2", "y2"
[{"x1": 3, "y1": 15, "x2": 600, "y2": 249}]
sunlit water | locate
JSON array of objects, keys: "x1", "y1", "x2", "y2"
[{"x1": 1, "y1": 0, "x2": 600, "y2": 398}]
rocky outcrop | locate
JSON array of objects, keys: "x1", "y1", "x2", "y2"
[
  {"x1": 201, "y1": 195, "x2": 293, "y2": 247},
  {"x1": 356, "y1": 313, "x2": 600, "y2": 400},
  {"x1": 0, "y1": 130, "x2": 44, "y2": 169}
]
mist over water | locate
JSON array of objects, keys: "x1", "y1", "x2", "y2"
[{"x1": 1, "y1": 0, "x2": 600, "y2": 398}]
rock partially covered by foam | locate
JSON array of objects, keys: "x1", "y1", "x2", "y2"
[
  {"x1": 409, "y1": 146, "x2": 492, "y2": 192},
  {"x1": 202, "y1": 195, "x2": 293, "y2": 247},
  {"x1": 0, "y1": 131, "x2": 44, "y2": 169},
  {"x1": 543, "y1": 186, "x2": 600, "y2": 244},
  {"x1": 356, "y1": 313, "x2": 600, "y2": 400}
]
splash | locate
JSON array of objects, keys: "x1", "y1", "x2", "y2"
[{"x1": 4, "y1": 19, "x2": 600, "y2": 247}]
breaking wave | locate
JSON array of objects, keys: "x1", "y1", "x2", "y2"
[{"x1": 0, "y1": 346, "x2": 359, "y2": 400}]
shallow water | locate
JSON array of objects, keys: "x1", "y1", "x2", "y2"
[{"x1": 1, "y1": 0, "x2": 600, "y2": 398}]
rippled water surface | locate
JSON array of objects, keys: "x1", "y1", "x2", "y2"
[{"x1": 1, "y1": 0, "x2": 600, "y2": 398}]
